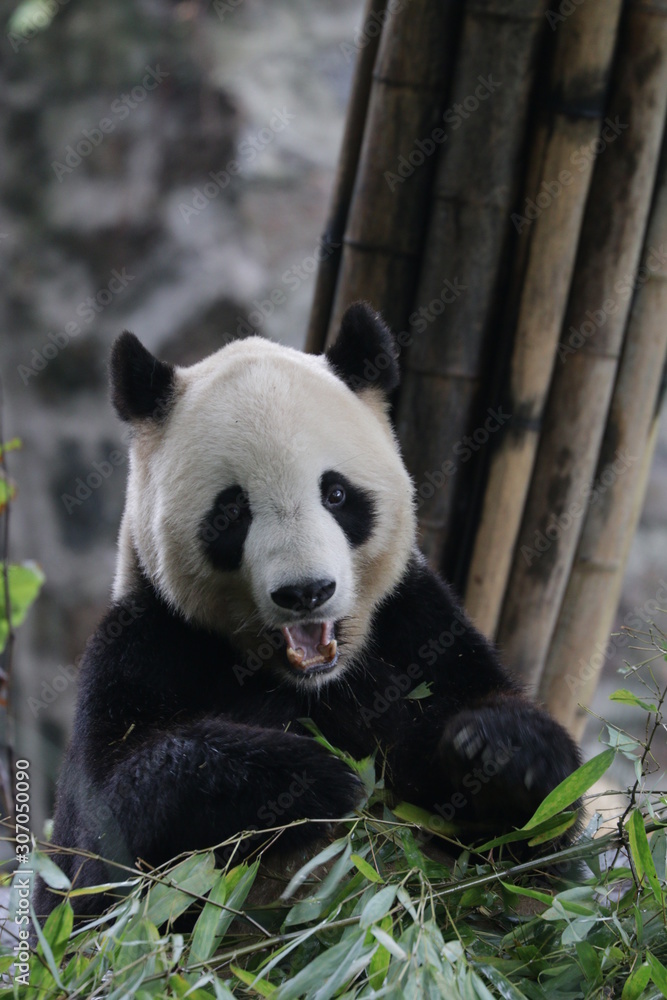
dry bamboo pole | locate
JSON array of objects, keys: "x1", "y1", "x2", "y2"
[
  {"x1": 495, "y1": 0, "x2": 667, "y2": 692},
  {"x1": 394, "y1": 0, "x2": 550, "y2": 572},
  {"x1": 463, "y1": 0, "x2": 623, "y2": 636},
  {"x1": 323, "y1": 0, "x2": 460, "y2": 344},
  {"x1": 305, "y1": 0, "x2": 387, "y2": 356},
  {"x1": 539, "y1": 135, "x2": 667, "y2": 734}
]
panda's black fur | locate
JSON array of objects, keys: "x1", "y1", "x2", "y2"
[{"x1": 34, "y1": 304, "x2": 581, "y2": 920}]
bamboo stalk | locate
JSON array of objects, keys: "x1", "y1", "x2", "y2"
[
  {"x1": 305, "y1": 0, "x2": 387, "y2": 355},
  {"x1": 323, "y1": 0, "x2": 460, "y2": 345},
  {"x1": 464, "y1": 0, "x2": 624, "y2": 635},
  {"x1": 539, "y1": 134, "x2": 667, "y2": 731},
  {"x1": 495, "y1": 0, "x2": 667, "y2": 691},
  {"x1": 394, "y1": 0, "x2": 550, "y2": 572}
]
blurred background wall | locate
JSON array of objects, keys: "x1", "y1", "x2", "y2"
[{"x1": 0, "y1": 0, "x2": 665, "y2": 837}]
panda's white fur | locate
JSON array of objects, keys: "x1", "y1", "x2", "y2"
[{"x1": 114, "y1": 336, "x2": 416, "y2": 679}]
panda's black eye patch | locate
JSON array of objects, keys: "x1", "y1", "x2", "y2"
[
  {"x1": 320, "y1": 470, "x2": 375, "y2": 547},
  {"x1": 199, "y1": 485, "x2": 252, "y2": 571}
]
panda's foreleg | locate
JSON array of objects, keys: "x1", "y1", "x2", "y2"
[
  {"x1": 94, "y1": 718, "x2": 363, "y2": 868},
  {"x1": 369, "y1": 558, "x2": 582, "y2": 837}
]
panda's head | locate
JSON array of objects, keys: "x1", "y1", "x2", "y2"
[{"x1": 110, "y1": 303, "x2": 416, "y2": 685}]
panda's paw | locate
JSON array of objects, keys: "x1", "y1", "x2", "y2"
[
  {"x1": 282, "y1": 741, "x2": 365, "y2": 828},
  {"x1": 437, "y1": 701, "x2": 581, "y2": 830}
]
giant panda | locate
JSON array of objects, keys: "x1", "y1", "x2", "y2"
[{"x1": 34, "y1": 302, "x2": 581, "y2": 919}]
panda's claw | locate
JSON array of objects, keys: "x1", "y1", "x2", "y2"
[{"x1": 452, "y1": 725, "x2": 485, "y2": 760}]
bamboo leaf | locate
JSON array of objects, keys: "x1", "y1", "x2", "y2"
[
  {"x1": 522, "y1": 750, "x2": 615, "y2": 830},
  {"x1": 0, "y1": 438, "x2": 22, "y2": 458},
  {"x1": 360, "y1": 884, "x2": 396, "y2": 928},
  {"x1": 271, "y1": 932, "x2": 372, "y2": 1000},
  {"x1": 30, "y1": 904, "x2": 66, "y2": 991},
  {"x1": 575, "y1": 940, "x2": 602, "y2": 984},
  {"x1": 189, "y1": 870, "x2": 228, "y2": 966},
  {"x1": 500, "y1": 882, "x2": 553, "y2": 906},
  {"x1": 350, "y1": 852, "x2": 383, "y2": 883},
  {"x1": 527, "y1": 811, "x2": 578, "y2": 847},
  {"x1": 626, "y1": 810, "x2": 662, "y2": 905},
  {"x1": 0, "y1": 478, "x2": 16, "y2": 513},
  {"x1": 190, "y1": 859, "x2": 259, "y2": 960},
  {"x1": 145, "y1": 852, "x2": 218, "y2": 927},
  {"x1": 406, "y1": 682, "x2": 433, "y2": 700},
  {"x1": 621, "y1": 962, "x2": 651, "y2": 1000},
  {"x1": 369, "y1": 914, "x2": 395, "y2": 988},
  {"x1": 477, "y1": 964, "x2": 530, "y2": 999},
  {"x1": 392, "y1": 801, "x2": 456, "y2": 835},
  {"x1": 609, "y1": 689, "x2": 657, "y2": 712},
  {"x1": 0, "y1": 561, "x2": 45, "y2": 653},
  {"x1": 231, "y1": 965, "x2": 276, "y2": 996},
  {"x1": 371, "y1": 923, "x2": 408, "y2": 961},
  {"x1": 281, "y1": 837, "x2": 347, "y2": 900},
  {"x1": 40, "y1": 899, "x2": 74, "y2": 966},
  {"x1": 30, "y1": 850, "x2": 72, "y2": 890},
  {"x1": 647, "y1": 952, "x2": 667, "y2": 994}
]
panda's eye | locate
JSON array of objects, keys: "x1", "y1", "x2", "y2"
[
  {"x1": 226, "y1": 492, "x2": 248, "y2": 521},
  {"x1": 320, "y1": 470, "x2": 375, "y2": 547},
  {"x1": 325, "y1": 484, "x2": 346, "y2": 508}
]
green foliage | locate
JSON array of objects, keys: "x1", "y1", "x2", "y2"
[{"x1": 0, "y1": 438, "x2": 44, "y2": 655}]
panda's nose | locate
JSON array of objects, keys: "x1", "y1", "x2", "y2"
[{"x1": 271, "y1": 579, "x2": 336, "y2": 613}]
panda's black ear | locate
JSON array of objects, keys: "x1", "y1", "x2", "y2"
[
  {"x1": 110, "y1": 331, "x2": 176, "y2": 422},
  {"x1": 326, "y1": 301, "x2": 400, "y2": 394}
]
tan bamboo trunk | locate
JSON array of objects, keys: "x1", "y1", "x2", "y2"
[
  {"x1": 324, "y1": 0, "x2": 459, "y2": 345},
  {"x1": 305, "y1": 0, "x2": 387, "y2": 356},
  {"x1": 393, "y1": 0, "x2": 550, "y2": 571},
  {"x1": 463, "y1": 0, "x2": 624, "y2": 636},
  {"x1": 495, "y1": 0, "x2": 667, "y2": 691},
  {"x1": 539, "y1": 132, "x2": 667, "y2": 733}
]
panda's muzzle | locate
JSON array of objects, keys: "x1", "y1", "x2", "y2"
[{"x1": 271, "y1": 580, "x2": 338, "y2": 673}]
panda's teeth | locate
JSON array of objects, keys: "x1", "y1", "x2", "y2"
[
  {"x1": 317, "y1": 639, "x2": 338, "y2": 662},
  {"x1": 286, "y1": 646, "x2": 306, "y2": 667}
]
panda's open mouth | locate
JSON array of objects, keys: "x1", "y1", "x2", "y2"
[{"x1": 280, "y1": 621, "x2": 338, "y2": 674}]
